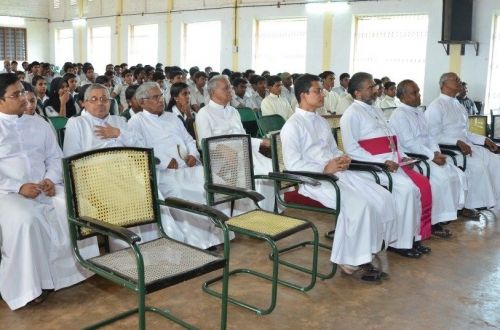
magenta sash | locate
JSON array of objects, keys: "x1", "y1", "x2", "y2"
[{"x1": 358, "y1": 136, "x2": 432, "y2": 240}]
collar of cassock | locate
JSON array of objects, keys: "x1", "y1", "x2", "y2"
[
  {"x1": 82, "y1": 109, "x2": 109, "y2": 124},
  {"x1": 353, "y1": 99, "x2": 375, "y2": 111},
  {"x1": 0, "y1": 111, "x2": 23, "y2": 122},
  {"x1": 142, "y1": 109, "x2": 164, "y2": 118},
  {"x1": 399, "y1": 103, "x2": 420, "y2": 114},
  {"x1": 439, "y1": 93, "x2": 458, "y2": 102},
  {"x1": 295, "y1": 107, "x2": 316, "y2": 118}
]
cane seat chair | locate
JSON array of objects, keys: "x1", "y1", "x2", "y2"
[
  {"x1": 257, "y1": 114, "x2": 286, "y2": 137},
  {"x1": 490, "y1": 109, "x2": 500, "y2": 142},
  {"x1": 201, "y1": 134, "x2": 319, "y2": 315},
  {"x1": 48, "y1": 116, "x2": 68, "y2": 148},
  {"x1": 63, "y1": 147, "x2": 229, "y2": 329}
]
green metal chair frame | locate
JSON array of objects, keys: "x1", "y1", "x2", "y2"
[
  {"x1": 48, "y1": 116, "x2": 68, "y2": 148},
  {"x1": 201, "y1": 134, "x2": 319, "y2": 315},
  {"x1": 237, "y1": 107, "x2": 259, "y2": 137},
  {"x1": 257, "y1": 114, "x2": 286, "y2": 138},
  {"x1": 63, "y1": 147, "x2": 230, "y2": 330}
]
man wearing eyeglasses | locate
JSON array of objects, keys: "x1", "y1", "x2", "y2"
[
  {"x1": 425, "y1": 72, "x2": 500, "y2": 216},
  {"x1": 63, "y1": 83, "x2": 139, "y2": 157},
  {"x1": 128, "y1": 82, "x2": 232, "y2": 250},
  {"x1": 0, "y1": 73, "x2": 98, "y2": 310},
  {"x1": 340, "y1": 72, "x2": 431, "y2": 259}
]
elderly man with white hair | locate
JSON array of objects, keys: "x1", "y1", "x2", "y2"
[
  {"x1": 63, "y1": 83, "x2": 184, "y2": 247},
  {"x1": 128, "y1": 82, "x2": 238, "y2": 249},
  {"x1": 425, "y1": 72, "x2": 500, "y2": 215},
  {"x1": 196, "y1": 75, "x2": 276, "y2": 212}
]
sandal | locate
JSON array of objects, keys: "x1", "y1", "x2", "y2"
[
  {"x1": 360, "y1": 263, "x2": 389, "y2": 280},
  {"x1": 459, "y1": 208, "x2": 481, "y2": 219}
]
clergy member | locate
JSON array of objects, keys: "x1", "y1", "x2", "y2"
[
  {"x1": 0, "y1": 73, "x2": 98, "y2": 310},
  {"x1": 63, "y1": 83, "x2": 183, "y2": 247},
  {"x1": 425, "y1": 72, "x2": 500, "y2": 215},
  {"x1": 128, "y1": 82, "x2": 234, "y2": 249},
  {"x1": 260, "y1": 75, "x2": 294, "y2": 120},
  {"x1": 281, "y1": 74, "x2": 397, "y2": 282},
  {"x1": 389, "y1": 79, "x2": 466, "y2": 237},
  {"x1": 196, "y1": 75, "x2": 276, "y2": 212},
  {"x1": 340, "y1": 72, "x2": 430, "y2": 258}
]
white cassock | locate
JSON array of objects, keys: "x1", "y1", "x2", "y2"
[
  {"x1": 0, "y1": 113, "x2": 99, "y2": 310},
  {"x1": 389, "y1": 104, "x2": 466, "y2": 224},
  {"x1": 196, "y1": 100, "x2": 276, "y2": 212},
  {"x1": 340, "y1": 100, "x2": 421, "y2": 249},
  {"x1": 260, "y1": 93, "x2": 294, "y2": 120},
  {"x1": 63, "y1": 110, "x2": 183, "y2": 249},
  {"x1": 281, "y1": 108, "x2": 397, "y2": 266},
  {"x1": 425, "y1": 94, "x2": 500, "y2": 209},
  {"x1": 128, "y1": 110, "x2": 236, "y2": 249}
]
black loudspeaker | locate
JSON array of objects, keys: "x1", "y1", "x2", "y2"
[{"x1": 442, "y1": 0, "x2": 473, "y2": 41}]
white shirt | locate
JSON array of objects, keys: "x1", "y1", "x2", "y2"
[
  {"x1": 333, "y1": 86, "x2": 347, "y2": 95},
  {"x1": 189, "y1": 84, "x2": 209, "y2": 108},
  {"x1": 128, "y1": 110, "x2": 200, "y2": 169},
  {"x1": 0, "y1": 113, "x2": 62, "y2": 194},
  {"x1": 378, "y1": 95, "x2": 400, "y2": 109},
  {"x1": 389, "y1": 103, "x2": 439, "y2": 159},
  {"x1": 425, "y1": 93, "x2": 485, "y2": 146},
  {"x1": 260, "y1": 93, "x2": 294, "y2": 120},
  {"x1": 318, "y1": 89, "x2": 340, "y2": 115},
  {"x1": 335, "y1": 93, "x2": 354, "y2": 115},
  {"x1": 230, "y1": 94, "x2": 253, "y2": 109},
  {"x1": 63, "y1": 110, "x2": 139, "y2": 156},
  {"x1": 280, "y1": 86, "x2": 295, "y2": 105}
]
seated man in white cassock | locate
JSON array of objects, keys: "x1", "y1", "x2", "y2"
[
  {"x1": 63, "y1": 83, "x2": 184, "y2": 248},
  {"x1": 260, "y1": 75, "x2": 294, "y2": 120},
  {"x1": 389, "y1": 79, "x2": 466, "y2": 237},
  {"x1": 425, "y1": 72, "x2": 500, "y2": 215},
  {"x1": 196, "y1": 75, "x2": 276, "y2": 212},
  {"x1": 281, "y1": 74, "x2": 397, "y2": 282},
  {"x1": 128, "y1": 82, "x2": 236, "y2": 249},
  {"x1": 0, "y1": 73, "x2": 98, "y2": 310},
  {"x1": 340, "y1": 72, "x2": 430, "y2": 259}
]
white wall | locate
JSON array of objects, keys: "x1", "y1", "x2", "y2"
[{"x1": 2, "y1": 0, "x2": 499, "y2": 105}]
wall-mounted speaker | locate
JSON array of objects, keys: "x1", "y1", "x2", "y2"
[{"x1": 441, "y1": 0, "x2": 473, "y2": 41}]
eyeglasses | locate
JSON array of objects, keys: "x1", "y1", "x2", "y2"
[
  {"x1": 2, "y1": 90, "x2": 28, "y2": 100},
  {"x1": 86, "y1": 96, "x2": 111, "y2": 104},
  {"x1": 307, "y1": 88, "x2": 323, "y2": 95},
  {"x1": 143, "y1": 93, "x2": 164, "y2": 102}
]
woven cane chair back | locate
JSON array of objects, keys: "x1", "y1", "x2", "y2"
[
  {"x1": 203, "y1": 134, "x2": 255, "y2": 205},
  {"x1": 322, "y1": 114, "x2": 341, "y2": 129},
  {"x1": 68, "y1": 148, "x2": 157, "y2": 236},
  {"x1": 334, "y1": 127, "x2": 344, "y2": 152}
]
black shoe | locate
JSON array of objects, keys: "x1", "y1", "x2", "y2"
[
  {"x1": 459, "y1": 208, "x2": 481, "y2": 220},
  {"x1": 340, "y1": 265, "x2": 382, "y2": 283},
  {"x1": 413, "y1": 241, "x2": 431, "y2": 254},
  {"x1": 432, "y1": 224, "x2": 452, "y2": 238},
  {"x1": 28, "y1": 290, "x2": 50, "y2": 306},
  {"x1": 360, "y1": 263, "x2": 389, "y2": 280},
  {"x1": 387, "y1": 246, "x2": 421, "y2": 258}
]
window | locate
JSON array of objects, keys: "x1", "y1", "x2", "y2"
[
  {"x1": 54, "y1": 28, "x2": 73, "y2": 67},
  {"x1": 0, "y1": 27, "x2": 27, "y2": 61},
  {"x1": 254, "y1": 18, "x2": 307, "y2": 74},
  {"x1": 53, "y1": 0, "x2": 60, "y2": 9},
  {"x1": 353, "y1": 15, "x2": 429, "y2": 96},
  {"x1": 88, "y1": 26, "x2": 111, "y2": 74},
  {"x1": 182, "y1": 21, "x2": 221, "y2": 72},
  {"x1": 128, "y1": 24, "x2": 158, "y2": 66},
  {"x1": 486, "y1": 15, "x2": 500, "y2": 111}
]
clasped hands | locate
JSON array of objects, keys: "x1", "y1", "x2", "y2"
[
  {"x1": 166, "y1": 155, "x2": 197, "y2": 169},
  {"x1": 324, "y1": 155, "x2": 351, "y2": 174},
  {"x1": 19, "y1": 178, "x2": 55, "y2": 199}
]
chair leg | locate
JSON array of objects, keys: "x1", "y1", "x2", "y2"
[
  {"x1": 138, "y1": 286, "x2": 146, "y2": 330},
  {"x1": 220, "y1": 263, "x2": 229, "y2": 330}
]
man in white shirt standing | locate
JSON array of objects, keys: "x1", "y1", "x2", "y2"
[
  {"x1": 260, "y1": 75, "x2": 294, "y2": 120},
  {"x1": 0, "y1": 73, "x2": 97, "y2": 310},
  {"x1": 281, "y1": 74, "x2": 396, "y2": 282},
  {"x1": 389, "y1": 79, "x2": 466, "y2": 237},
  {"x1": 425, "y1": 72, "x2": 500, "y2": 215}
]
